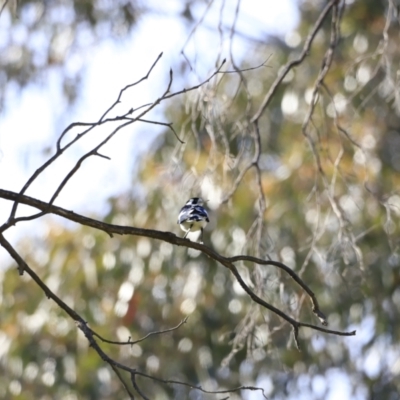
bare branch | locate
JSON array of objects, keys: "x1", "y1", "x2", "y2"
[
  {"x1": 99, "y1": 52, "x2": 164, "y2": 123},
  {"x1": 229, "y1": 255, "x2": 328, "y2": 325},
  {"x1": 92, "y1": 318, "x2": 188, "y2": 346},
  {"x1": 222, "y1": 57, "x2": 272, "y2": 74},
  {"x1": 6, "y1": 54, "x2": 224, "y2": 225},
  {"x1": 251, "y1": 0, "x2": 340, "y2": 123},
  {"x1": 49, "y1": 120, "x2": 133, "y2": 206},
  {"x1": 131, "y1": 372, "x2": 149, "y2": 400},
  {"x1": 111, "y1": 365, "x2": 135, "y2": 399},
  {"x1": 132, "y1": 371, "x2": 269, "y2": 400},
  {"x1": 0, "y1": 189, "x2": 356, "y2": 341},
  {"x1": 0, "y1": 230, "x2": 271, "y2": 398},
  {"x1": 164, "y1": 59, "x2": 226, "y2": 101},
  {"x1": 136, "y1": 118, "x2": 184, "y2": 143}
]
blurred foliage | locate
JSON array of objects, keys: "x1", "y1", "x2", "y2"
[
  {"x1": 0, "y1": 0, "x2": 204, "y2": 110},
  {"x1": 1, "y1": 0, "x2": 400, "y2": 399},
  {"x1": 0, "y1": 0, "x2": 142, "y2": 108}
]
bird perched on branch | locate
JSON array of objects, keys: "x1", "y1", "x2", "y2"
[{"x1": 177, "y1": 197, "x2": 209, "y2": 243}]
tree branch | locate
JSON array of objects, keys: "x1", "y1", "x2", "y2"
[
  {"x1": 0, "y1": 189, "x2": 356, "y2": 344},
  {"x1": 92, "y1": 318, "x2": 188, "y2": 346},
  {"x1": 251, "y1": 0, "x2": 339, "y2": 123},
  {"x1": 0, "y1": 229, "x2": 270, "y2": 398}
]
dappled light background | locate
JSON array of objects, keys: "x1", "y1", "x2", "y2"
[{"x1": 1, "y1": 0, "x2": 400, "y2": 399}]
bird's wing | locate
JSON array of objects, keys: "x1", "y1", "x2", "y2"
[
  {"x1": 177, "y1": 206, "x2": 191, "y2": 224},
  {"x1": 187, "y1": 206, "x2": 209, "y2": 221}
]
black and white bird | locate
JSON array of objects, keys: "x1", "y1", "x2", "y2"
[{"x1": 177, "y1": 197, "x2": 209, "y2": 243}]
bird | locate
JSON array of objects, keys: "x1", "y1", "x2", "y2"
[{"x1": 177, "y1": 197, "x2": 209, "y2": 243}]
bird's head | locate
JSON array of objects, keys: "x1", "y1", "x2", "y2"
[{"x1": 185, "y1": 197, "x2": 204, "y2": 206}]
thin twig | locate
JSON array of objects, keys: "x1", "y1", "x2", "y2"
[
  {"x1": 99, "y1": 52, "x2": 164, "y2": 122},
  {"x1": 92, "y1": 318, "x2": 188, "y2": 345},
  {"x1": 229, "y1": 255, "x2": 328, "y2": 325},
  {"x1": 131, "y1": 372, "x2": 149, "y2": 400}
]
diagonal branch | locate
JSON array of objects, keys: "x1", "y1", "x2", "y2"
[
  {"x1": 99, "y1": 52, "x2": 164, "y2": 123},
  {"x1": 251, "y1": 0, "x2": 339, "y2": 123},
  {"x1": 6, "y1": 56, "x2": 226, "y2": 225},
  {"x1": 0, "y1": 189, "x2": 356, "y2": 346},
  {"x1": 229, "y1": 255, "x2": 328, "y2": 325},
  {"x1": 0, "y1": 231, "x2": 269, "y2": 398}
]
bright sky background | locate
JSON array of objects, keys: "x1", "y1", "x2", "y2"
[
  {"x1": 0, "y1": 0, "x2": 299, "y2": 218},
  {"x1": 0, "y1": 0, "x2": 300, "y2": 259},
  {"x1": 1, "y1": 2, "x2": 376, "y2": 399}
]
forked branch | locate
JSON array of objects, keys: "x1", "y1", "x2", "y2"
[{"x1": 0, "y1": 188, "x2": 356, "y2": 349}]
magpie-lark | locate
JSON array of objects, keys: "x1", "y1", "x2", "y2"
[{"x1": 177, "y1": 197, "x2": 209, "y2": 243}]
